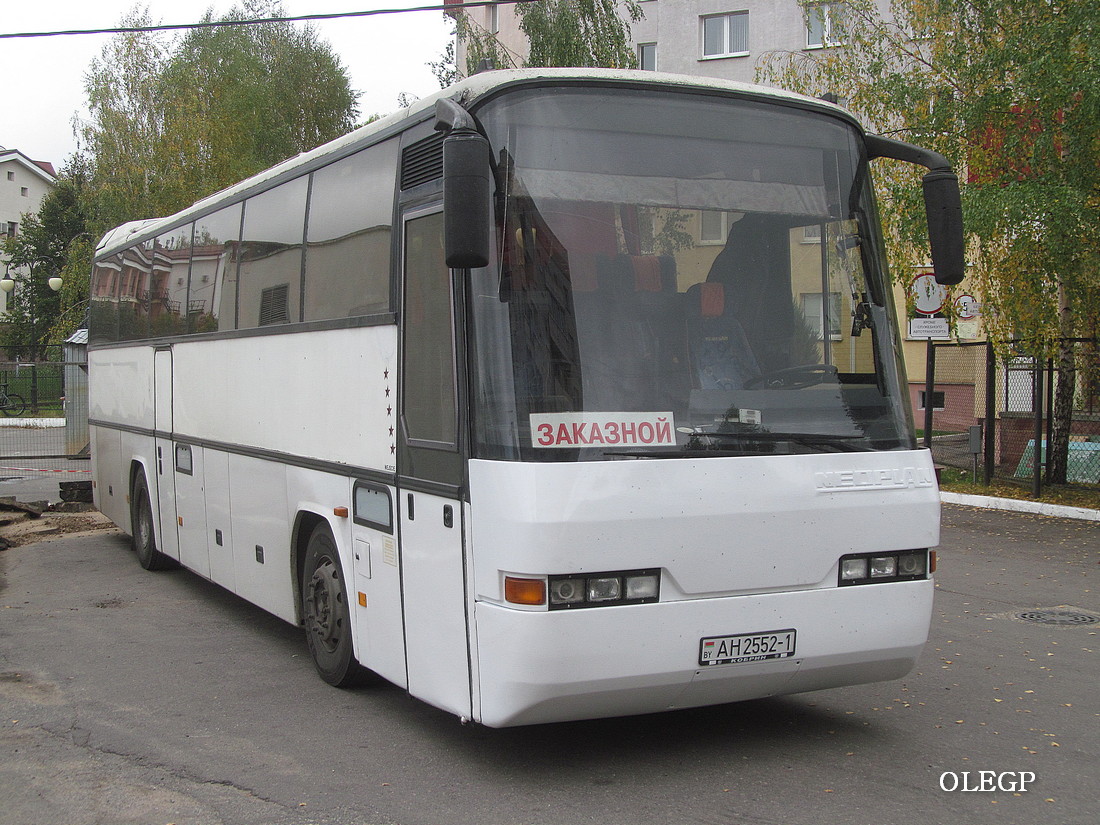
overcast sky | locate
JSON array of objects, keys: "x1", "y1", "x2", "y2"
[{"x1": 1, "y1": 1, "x2": 455, "y2": 169}]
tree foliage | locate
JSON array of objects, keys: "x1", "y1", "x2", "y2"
[
  {"x1": 0, "y1": 172, "x2": 90, "y2": 353},
  {"x1": 456, "y1": 0, "x2": 643, "y2": 74},
  {"x1": 78, "y1": 6, "x2": 172, "y2": 230},
  {"x1": 6, "y1": 1, "x2": 360, "y2": 353},
  {"x1": 759, "y1": 0, "x2": 1100, "y2": 482},
  {"x1": 77, "y1": 0, "x2": 359, "y2": 229}
]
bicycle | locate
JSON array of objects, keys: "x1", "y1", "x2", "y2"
[{"x1": 0, "y1": 382, "x2": 26, "y2": 417}]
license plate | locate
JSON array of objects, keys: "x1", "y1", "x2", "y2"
[{"x1": 699, "y1": 629, "x2": 797, "y2": 666}]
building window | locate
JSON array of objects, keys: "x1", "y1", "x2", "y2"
[
  {"x1": 638, "y1": 42, "x2": 656, "y2": 71},
  {"x1": 801, "y1": 292, "x2": 843, "y2": 340},
  {"x1": 702, "y1": 12, "x2": 749, "y2": 58},
  {"x1": 918, "y1": 390, "x2": 946, "y2": 411},
  {"x1": 6, "y1": 171, "x2": 13, "y2": 181},
  {"x1": 700, "y1": 211, "x2": 738, "y2": 244},
  {"x1": 807, "y1": 3, "x2": 845, "y2": 49},
  {"x1": 20, "y1": 187, "x2": 29, "y2": 197},
  {"x1": 489, "y1": 3, "x2": 499, "y2": 33}
]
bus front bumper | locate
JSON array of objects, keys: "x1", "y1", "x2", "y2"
[{"x1": 472, "y1": 579, "x2": 933, "y2": 727}]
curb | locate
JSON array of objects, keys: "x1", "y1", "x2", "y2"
[
  {"x1": 941, "y1": 491, "x2": 1100, "y2": 522},
  {"x1": 0, "y1": 418, "x2": 65, "y2": 428}
]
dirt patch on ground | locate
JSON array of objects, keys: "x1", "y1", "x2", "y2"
[{"x1": 0, "y1": 507, "x2": 119, "y2": 549}]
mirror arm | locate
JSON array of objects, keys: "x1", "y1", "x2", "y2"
[
  {"x1": 435, "y1": 98, "x2": 480, "y2": 136},
  {"x1": 865, "y1": 134, "x2": 952, "y2": 174}
]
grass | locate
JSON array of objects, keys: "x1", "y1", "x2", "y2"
[
  {"x1": 1, "y1": 367, "x2": 65, "y2": 418},
  {"x1": 938, "y1": 466, "x2": 1100, "y2": 511}
]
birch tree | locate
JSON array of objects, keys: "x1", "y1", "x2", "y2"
[{"x1": 759, "y1": 0, "x2": 1100, "y2": 483}]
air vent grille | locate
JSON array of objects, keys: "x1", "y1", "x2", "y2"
[{"x1": 401, "y1": 132, "x2": 444, "y2": 190}]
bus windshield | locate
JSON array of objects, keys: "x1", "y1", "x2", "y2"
[{"x1": 468, "y1": 86, "x2": 914, "y2": 460}]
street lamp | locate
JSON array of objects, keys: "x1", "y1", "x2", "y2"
[{"x1": 0, "y1": 272, "x2": 62, "y2": 295}]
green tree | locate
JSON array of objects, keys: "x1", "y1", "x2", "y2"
[
  {"x1": 455, "y1": 0, "x2": 643, "y2": 74},
  {"x1": 77, "y1": 1, "x2": 359, "y2": 227},
  {"x1": 759, "y1": 0, "x2": 1100, "y2": 484},
  {"x1": 0, "y1": 173, "x2": 90, "y2": 356},
  {"x1": 78, "y1": 7, "x2": 171, "y2": 229},
  {"x1": 429, "y1": 27, "x2": 460, "y2": 88},
  {"x1": 160, "y1": 0, "x2": 358, "y2": 201}
]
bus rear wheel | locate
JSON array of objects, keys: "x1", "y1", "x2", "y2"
[
  {"x1": 130, "y1": 473, "x2": 175, "y2": 571},
  {"x1": 302, "y1": 522, "x2": 367, "y2": 687}
]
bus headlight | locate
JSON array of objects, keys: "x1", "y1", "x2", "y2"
[
  {"x1": 897, "y1": 551, "x2": 927, "y2": 576},
  {"x1": 838, "y1": 551, "x2": 930, "y2": 586},
  {"x1": 870, "y1": 556, "x2": 897, "y2": 578},
  {"x1": 549, "y1": 578, "x2": 585, "y2": 605},
  {"x1": 587, "y1": 577, "x2": 622, "y2": 602},
  {"x1": 546, "y1": 569, "x2": 661, "y2": 610},
  {"x1": 840, "y1": 557, "x2": 868, "y2": 581},
  {"x1": 625, "y1": 573, "x2": 660, "y2": 600}
]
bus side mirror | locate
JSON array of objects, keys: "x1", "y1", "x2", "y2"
[
  {"x1": 922, "y1": 169, "x2": 965, "y2": 286},
  {"x1": 442, "y1": 131, "x2": 492, "y2": 270},
  {"x1": 865, "y1": 134, "x2": 966, "y2": 286}
]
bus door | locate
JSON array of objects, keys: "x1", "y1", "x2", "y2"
[
  {"x1": 152, "y1": 347, "x2": 181, "y2": 564},
  {"x1": 396, "y1": 207, "x2": 472, "y2": 720},
  {"x1": 155, "y1": 346, "x2": 209, "y2": 577}
]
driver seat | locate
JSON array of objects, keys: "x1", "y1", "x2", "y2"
[{"x1": 685, "y1": 282, "x2": 761, "y2": 391}]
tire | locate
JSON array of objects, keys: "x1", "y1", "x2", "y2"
[
  {"x1": 302, "y1": 522, "x2": 367, "y2": 687},
  {"x1": 0, "y1": 394, "x2": 25, "y2": 416},
  {"x1": 130, "y1": 473, "x2": 175, "y2": 571}
]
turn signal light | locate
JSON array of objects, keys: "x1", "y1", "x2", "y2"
[{"x1": 504, "y1": 576, "x2": 546, "y2": 606}]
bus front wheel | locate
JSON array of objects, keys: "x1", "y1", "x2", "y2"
[{"x1": 302, "y1": 522, "x2": 367, "y2": 687}]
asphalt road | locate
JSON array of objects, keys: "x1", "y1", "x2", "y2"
[{"x1": 0, "y1": 504, "x2": 1097, "y2": 825}]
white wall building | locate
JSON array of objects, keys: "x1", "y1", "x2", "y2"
[
  {"x1": 0, "y1": 146, "x2": 57, "y2": 314},
  {"x1": 453, "y1": 0, "x2": 853, "y2": 83}
]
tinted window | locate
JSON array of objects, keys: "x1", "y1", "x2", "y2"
[
  {"x1": 238, "y1": 177, "x2": 308, "y2": 329},
  {"x1": 143, "y1": 225, "x2": 191, "y2": 339},
  {"x1": 402, "y1": 211, "x2": 456, "y2": 447},
  {"x1": 116, "y1": 239, "x2": 155, "y2": 341},
  {"x1": 304, "y1": 140, "x2": 398, "y2": 321},
  {"x1": 193, "y1": 203, "x2": 243, "y2": 333},
  {"x1": 89, "y1": 251, "x2": 122, "y2": 343}
]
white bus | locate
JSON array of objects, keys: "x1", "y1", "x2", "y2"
[{"x1": 89, "y1": 69, "x2": 964, "y2": 727}]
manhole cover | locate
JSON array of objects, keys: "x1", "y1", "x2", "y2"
[{"x1": 1014, "y1": 609, "x2": 1100, "y2": 627}]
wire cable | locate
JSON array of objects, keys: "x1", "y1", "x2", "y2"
[{"x1": 0, "y1": 1, "x2": 537, "y2": 40}]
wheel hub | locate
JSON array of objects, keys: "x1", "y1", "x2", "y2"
[{"x1": 307, "y1": 560, "x2": 341, "y2": 651}]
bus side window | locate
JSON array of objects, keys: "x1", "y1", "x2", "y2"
[
  {"x1": 89, "y1": 254, "x2": 122, "y2": 344},
  {"x1": 238, "y1": 177, "x2": 308, "y2": 329},
  {"x1": 402, "y1": 211, "x2": 457, "y2": 449},
  {"x1": 193, "y1": 203, "x2": 243, "y2": 334},
  {"x1": 305, "y1": 140, "x2": 398, "y2": 321}
]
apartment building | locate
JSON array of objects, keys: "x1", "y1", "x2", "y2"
[
  {"x1": 453, "y1": 0, "x2": 853, "y2": 82},
  {"x1": 0, "y1": 147, "x2": 57, "y2": 314}
]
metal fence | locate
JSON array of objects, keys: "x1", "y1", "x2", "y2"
[
  {"x1": 922, "y1": 338, "x2": 1100, "y2": 496},
  {"x1": 0, "y1": 341, "x2": 90, "y2": 500}
]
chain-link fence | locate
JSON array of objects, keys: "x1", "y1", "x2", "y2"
[
  {"x1": 0, "y1": 339, "x2": 90, "y2": 501},
  {"x1": 922, "y1": 338, "x2": 1100, "y2": 496}
]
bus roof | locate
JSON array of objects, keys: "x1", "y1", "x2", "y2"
[{"x1": 95, "y1": 68, "x2": 856, "y2": 257}]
